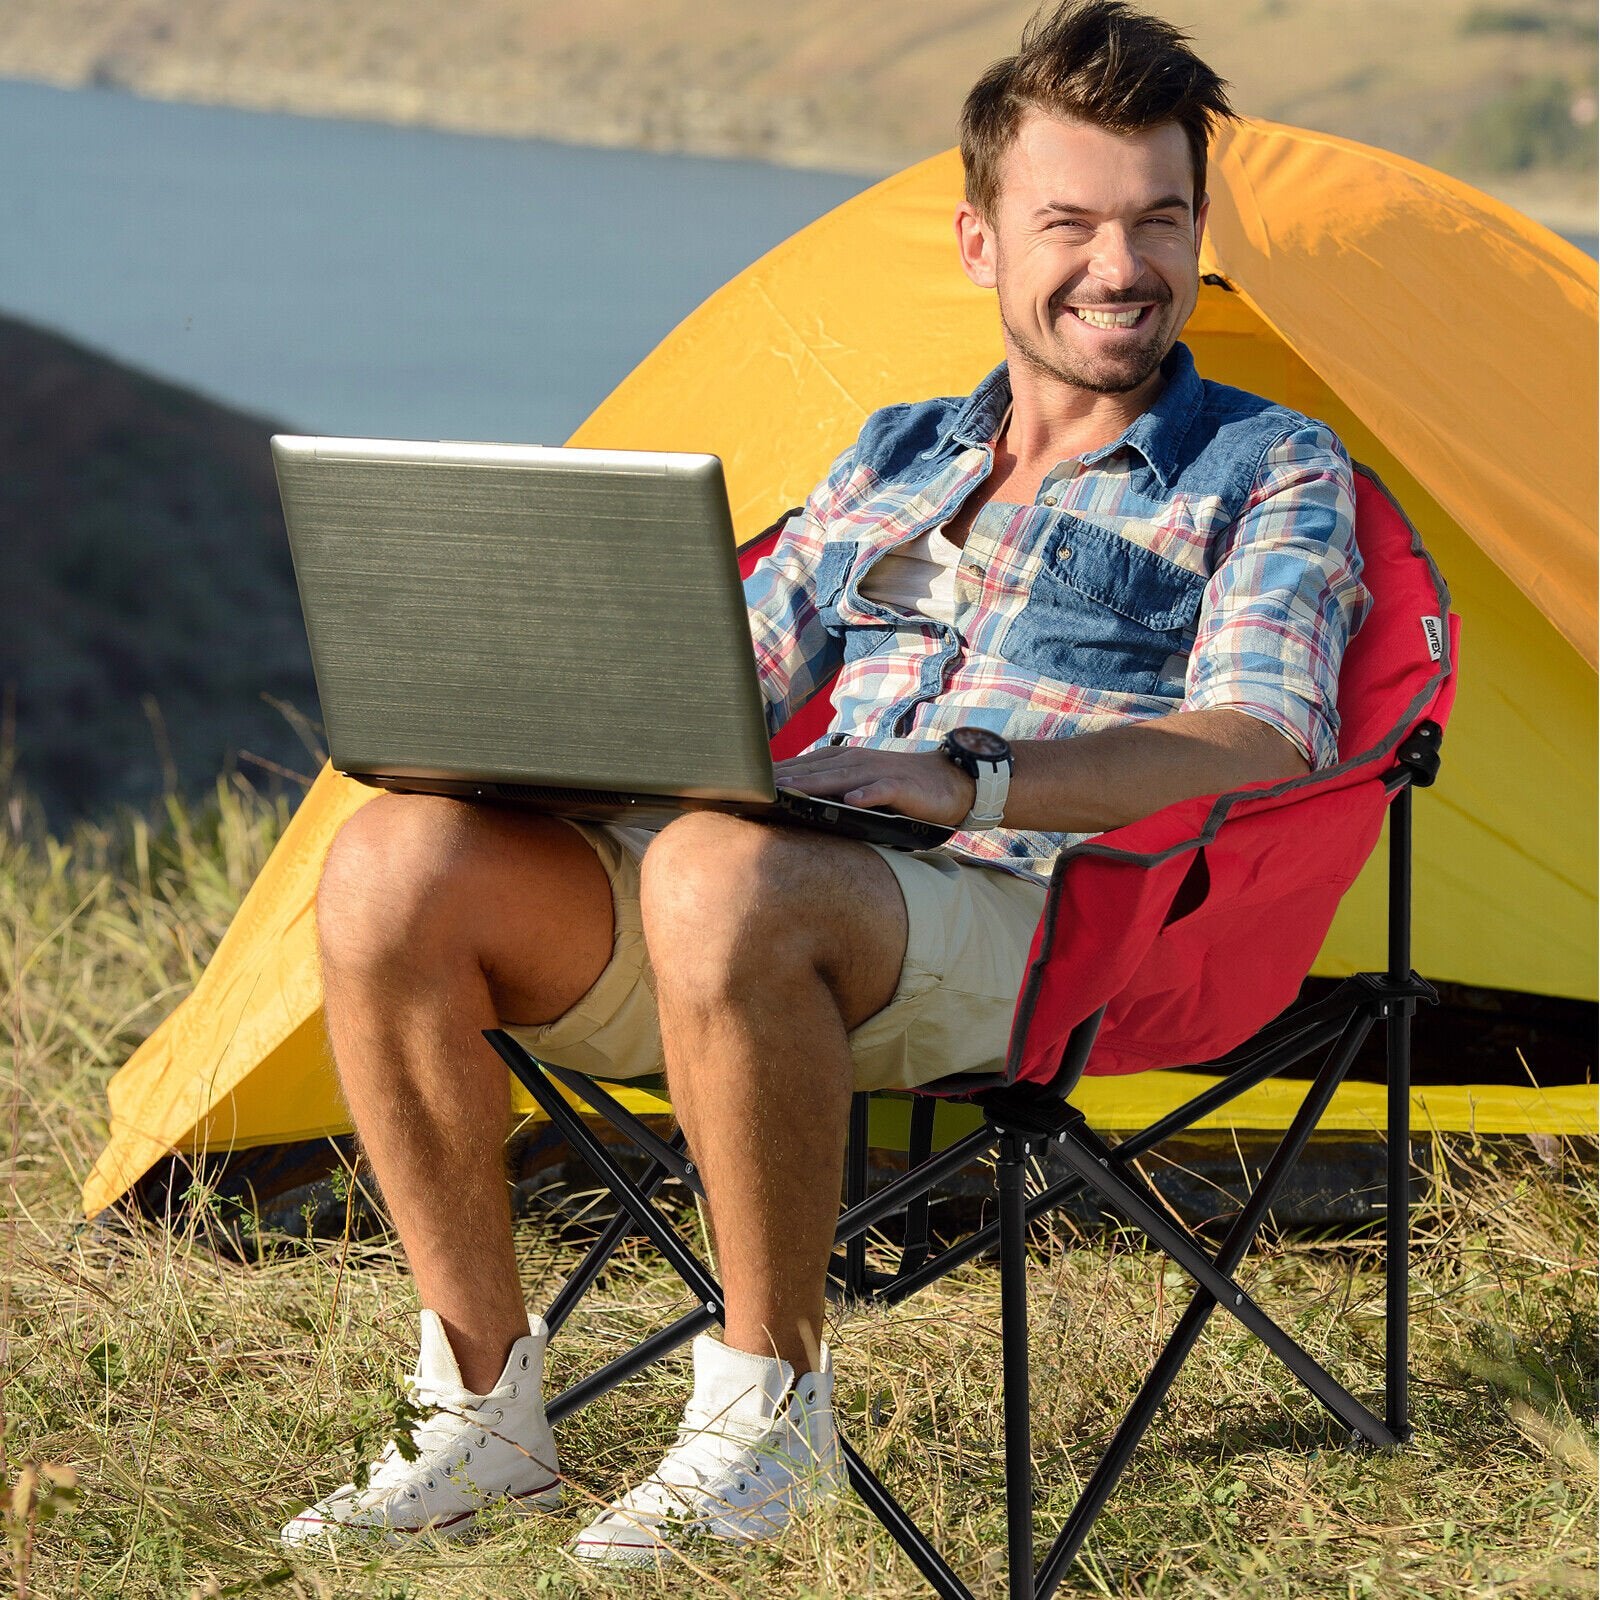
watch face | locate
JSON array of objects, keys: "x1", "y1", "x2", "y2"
[{"x1": 950, "y1": 726, "x2": 1009, "y2": 759}]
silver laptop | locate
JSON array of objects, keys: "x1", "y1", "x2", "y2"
[{"x1": 271, "y1": 436, "x2": 953, "y2": 852}]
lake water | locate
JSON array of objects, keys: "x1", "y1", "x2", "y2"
[
  {"x1": 1, "y1": 80, "x2": 1592, "y2": 444},
  {"x1": 0, "y1": 80, "x2": 871, "y2": 442}
]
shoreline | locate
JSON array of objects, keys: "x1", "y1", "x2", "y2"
[{"x1": 5, "y1": 70, "x2": 1594, "y2": 238}]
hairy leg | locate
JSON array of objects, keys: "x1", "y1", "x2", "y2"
[
  {"x1": 316, "y1": 795, "x2": 614, "y2": 1392},
  {"x1": 640, "y1": 814, "x2": 907, "y2": 1373}
]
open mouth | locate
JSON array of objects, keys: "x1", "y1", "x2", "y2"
[{"x1": 1066, "y1": 303, "x2": 1156, "y2": 332}]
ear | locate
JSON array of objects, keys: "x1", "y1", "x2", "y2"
[
  {"x1": 954, "y1": 200, "x2": 998, "y2": 290},
  {"x1": 1193, "y1": 192, "x2": 1211, "y2": 257}
]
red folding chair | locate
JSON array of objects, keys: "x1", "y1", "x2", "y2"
[{"x1": 486, "y1": 463, "x2": 1457, "y2": 1597}]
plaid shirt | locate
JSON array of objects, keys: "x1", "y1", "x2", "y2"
[{"x1": 745, "y1": 344, "x2": 1369, "y2": 883}]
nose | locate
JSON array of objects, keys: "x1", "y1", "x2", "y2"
[{"x1": 1086, "y1": 225, "x2": 1143, "y2": 292}]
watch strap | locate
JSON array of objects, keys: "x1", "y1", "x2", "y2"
[{"x1": 964, "y1": 754, "x2": 1011, "y2": 829}]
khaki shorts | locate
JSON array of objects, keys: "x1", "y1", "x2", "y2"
[{"x1": 501, "y1": 821, "x2": 1048, "y2": 1093}]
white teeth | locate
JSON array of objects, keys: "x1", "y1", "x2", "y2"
[{"x1": 1072, "y1": 306, "x2": 1143, "y2": 329}]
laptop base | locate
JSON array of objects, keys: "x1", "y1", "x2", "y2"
[{"x1": 355, "y1": 773, "x2": 954, "y2": 853}]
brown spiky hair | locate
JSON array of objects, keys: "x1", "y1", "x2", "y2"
[{"x1": 960, "y1": 1, "x2": 1236, "y2": 219}]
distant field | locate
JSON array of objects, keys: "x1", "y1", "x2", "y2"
[{"x1": 0, "y1": 0, "x2": 1593, "y2": 227}]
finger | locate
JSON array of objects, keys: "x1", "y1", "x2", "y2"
[
  {"x1": 776, "y1": 753, "x2": 879, "y2": 782},
  {"x1": 844, "y1": 782, "x2": 901, "y2": 810},
  {"x1": 779, "y1": 768, "x2": 864, "y2": 797},
  {"x1": 774, "y1": 749, "x2": 851, "y2": 772}
]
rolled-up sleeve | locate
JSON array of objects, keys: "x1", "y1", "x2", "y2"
[
  {"x1": 1184, "y1": 423, "x2": 1369, "y2": 769},
  {"x1": 743, "y1": 445, "x2": 852, "y2": 738}
]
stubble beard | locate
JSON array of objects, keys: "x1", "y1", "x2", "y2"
[{"x1": 1001, "y1": 297, "x2": 1173, "y2": 396}]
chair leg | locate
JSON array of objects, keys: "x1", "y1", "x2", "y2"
[
  {"x1": 1385, "y1": 780, "x2": 1417, "y2": 1443},
  {"x1": 542, "y1": 1149, "x2": 677, "y2": 1337},
  {"x1": 838, "y1": 1436, "x2": 977, "y2": 1600},
  {"x1": 1035, "y1": 1009, "x2": 1377, "y2": 1592},
  {"x1": 1052, "y1": 1117, "x2": 1396, "y2": 1448},
  {"x1": 998, "y1": 1130, "x2": 1036, "y2": 1600},
  {"x1": 1385, "y1": 1002, "x2": 1415, "y2": 1442},
  {"x1": 899, "y1": 1096, "x2": 938, "y2": 1281},
  {"x1": 487, "y1": 1035, "x2": 725, "y2": 1314},
  {"x1": 845, "y1": 1092, "x2": 871, "y2": 1297}
]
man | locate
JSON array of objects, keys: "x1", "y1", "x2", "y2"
[{"x1": 282, "y1": 0, "x2": 1366, "y2": 1566}]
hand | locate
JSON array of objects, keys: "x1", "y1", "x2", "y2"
[{"x1": 773, "y1": 746, "x2": 976, "y2": 828}]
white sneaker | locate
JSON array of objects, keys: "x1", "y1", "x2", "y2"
[
  {"x1": 572, "y1": 1334, "x2": 844, "y2": 1566},
  {"x1": 281, "y1": 1310, "x2": 560, "y2": 1548}
]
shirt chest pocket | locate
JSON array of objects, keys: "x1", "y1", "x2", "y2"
[
  {"x1": 814, "y1": 538, "x2": 903, "y2": 663},
  {"x1": 1002, "y1": 513, "x2": 1207, "y2": 696},
  {"x1": 813, "y1": 540, "x2": 856, "y2": 631}
]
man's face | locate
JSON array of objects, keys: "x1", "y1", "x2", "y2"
[{"x1": 958, "y1": 113, "x2": 1208, "y2": 398}]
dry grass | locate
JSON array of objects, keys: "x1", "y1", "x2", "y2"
[{"x1": 2, "y1": 783, "x2": 1596, "y2": 1598}]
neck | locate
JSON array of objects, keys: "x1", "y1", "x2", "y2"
[{"x1": 999, "y1": 350, "x2": 1167, "y2": 467}]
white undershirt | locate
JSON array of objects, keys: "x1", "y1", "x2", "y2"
[
  {"x1": 857, "y1": 523, "x2": 964, "y2": 627},
  {"x1": 858, "y1": 401, "x2": 1011, "y2": 630}
]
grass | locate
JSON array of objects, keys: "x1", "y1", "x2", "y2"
[
  {"x1": 1452, "y1": 75, "x2": 1598, "y2": 174},
  {"x1": 2, "y1": 781, "x2": 1596, "y2": 1598}
]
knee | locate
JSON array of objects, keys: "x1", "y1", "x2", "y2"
[
  {"x1": 638, "y1": 813, "x2": 811, "y2": 988},
  {"x1": 316, "y1": 794, "x2": 478, "y2": 981}
]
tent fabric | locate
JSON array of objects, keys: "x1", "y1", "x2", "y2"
[
  {"x1": 1205, "y1": 126, "x2": 1595, "y2": 667},
  {"x1": 82, "y1": 120, "x2": 1598, "y2": 1218}
]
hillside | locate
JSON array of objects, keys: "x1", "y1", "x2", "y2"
[
  {"x1": 0, "y1": 0, "x2": 1594, "y2": 228},
  {"x1": 0, "y1": 316, "x2": 317, "y2": 823}
]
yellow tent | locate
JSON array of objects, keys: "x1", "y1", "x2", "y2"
[{"x1": 84, "y1": 119, "x2": 1598, "y2": 1217}]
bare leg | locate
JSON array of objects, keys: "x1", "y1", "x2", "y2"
[
  {"x1": 640, "y1": 814, "x2": 907, "y2": 1374},
  {"x1": 316, "y1": 795, "x2": 615, "y2": 1392}
]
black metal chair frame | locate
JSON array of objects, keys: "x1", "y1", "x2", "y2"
[{"x1": 483, "y1": 722, "x2": 1442, "y2": 1600}]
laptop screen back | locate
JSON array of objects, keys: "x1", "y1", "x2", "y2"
[{"x1": 273, "y1": 437, "x2": 776, "y2": 802}]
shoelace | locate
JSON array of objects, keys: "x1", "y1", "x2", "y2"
[
  {"x1": 610, "y1": 1406, "x2": 781, "y2": 1518},
  {"x1": 363, "y1": 1378, "x2": 511, "y2": 1494}
]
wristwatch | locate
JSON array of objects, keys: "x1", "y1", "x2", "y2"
[{"x1": 939, "y1": 727, "x2": 1013, "y2": 830}]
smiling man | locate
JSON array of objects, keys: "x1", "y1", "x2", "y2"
[{"x1": 283, "y1": 0, "x2": 1368, "y2": 1568}]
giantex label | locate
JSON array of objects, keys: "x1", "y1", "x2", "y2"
[{"x1": 1420, "y1": 615, "x2": 1444, "y2": 662}]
